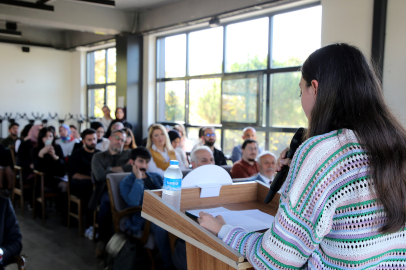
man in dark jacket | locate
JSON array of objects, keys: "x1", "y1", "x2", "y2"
[
  {"x1": 89, "y1": 129, "x2": 132, "y2": 257},
  {"x1": 0, "y1": 197, "x2": 22, "y2": 269}
]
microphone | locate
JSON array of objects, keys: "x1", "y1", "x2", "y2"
[{"x1": 264, "y1": 127, "x2": 304, "y2": 204}]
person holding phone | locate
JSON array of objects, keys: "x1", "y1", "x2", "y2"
[
  {"x1": 32, "y1": 127, "x2": 67, "y2": 220},
  {"x1": 199, "y1": 44, "x2": 406, "y2": 269}
]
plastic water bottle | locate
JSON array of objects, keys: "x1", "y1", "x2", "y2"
[{"x1": 162, "y1": 160, "x2": 183, "y2": 210}]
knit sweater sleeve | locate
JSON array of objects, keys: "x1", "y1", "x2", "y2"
[{"x1": 222, "y1": 130, "x2": 349, "y2": 269}]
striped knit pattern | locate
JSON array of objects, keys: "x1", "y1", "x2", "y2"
[{"x1": 223, "y1": 129, "x2": 406, "y2": 269}]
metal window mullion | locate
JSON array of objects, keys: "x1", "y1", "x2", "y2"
[
  {"x1": 185, "y1": 80, "x2": 189, "y2": 124},
  {"x1": 105, "y1": 49, "x2": 108, "y2": 106}
]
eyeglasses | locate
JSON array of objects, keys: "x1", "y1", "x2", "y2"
[
  {"x1": 205, "y1": 133, "x2": 216, "y2": 137},
  {"x1": 114, "y1": 135, "x2": 125, "y2": 143},
  {"x1": 96, "y1": 131, "x2": 105, "y2": 134}
]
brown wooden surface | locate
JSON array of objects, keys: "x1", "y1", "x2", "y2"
[
  {"x1": 186, "y1": 242, "x2": 237, "y2": 270},
  {"x1": 142, "y1": 190, "x2": 244, "y2": 263},
  {"x1": 143, "y1": 181, "x2": 281, "y2": 269}
]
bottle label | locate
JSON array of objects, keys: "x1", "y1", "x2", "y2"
[{"x1": 164, "y1": 177, "x2": 182, "y2": 191}]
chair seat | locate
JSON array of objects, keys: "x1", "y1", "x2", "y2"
[{"x1": 69, "y1": 195, "x2": 80, "y2": 203}]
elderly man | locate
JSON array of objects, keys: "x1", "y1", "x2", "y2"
[
  {"x1": 202, "y1": 127, "x2": 227, "y2": 166},
  {"x1": 89, "y1": 129, "x2": 132, "y2": 257},
  {"x1": 190, "y1": 146, "x2": 215, "y2": 169},
  {"x1": 230, "y1": 139, "x2": 259, "y2": 179},
  {"x1": 231, "y1": 127, "x2": 263, "y2": 163},
  {"x1": 248, "y1": 151, "x2": 277, "y2": 186}
]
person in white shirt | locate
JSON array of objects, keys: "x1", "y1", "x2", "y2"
[
  {"x1": 168, "y1": 130, "x2": 187, "y2": 170},
  {"x1": 98, "y1": 106, "x2": 113, "y2": 130},
  {"x1": 248, "y1": 151, "x2": 277, "y2": 186},
  {"x1": 90, "y1": 121, "x2": 110, "y2": 152},
  {"x1": 55, "y1": 124, "x2": 80, "y2": 157}
]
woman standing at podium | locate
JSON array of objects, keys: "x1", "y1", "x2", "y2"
[{"x1": 199, "y1": 43, "x2": 406, "y2": 269}]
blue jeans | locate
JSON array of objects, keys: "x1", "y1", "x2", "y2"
[{"x1": 150, "y1": 223, "x2": 173, "y2": 268}]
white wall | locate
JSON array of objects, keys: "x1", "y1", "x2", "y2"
[
  {"x1": 383, "y1": 0, "x2": 406, "y2": 126},
  {"x1": 0, "y1": 43, "x2": 83, "y2": 136},
  {"x1": 321, "y1": 0, "x2": 373, "y2": 58}
]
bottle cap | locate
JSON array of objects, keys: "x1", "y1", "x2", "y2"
[{"x1": 170, "y1": 160, "x2": 179, "y2": 166}]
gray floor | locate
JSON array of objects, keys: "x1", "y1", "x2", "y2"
[{"x1": 6, "y1": 206, "x2": 104, "y2": 270}]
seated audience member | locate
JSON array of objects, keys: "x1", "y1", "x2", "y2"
[
  {"x1": 69, "y1": 125, "x2": 80, "y2": 141},
  {"x1": 173, "y1": 124, "x2": 193, "y2": 152},
  {"x1": 146, "y1": 124, "x2": 178, "y2": 177},
  {"x1": 190, "y1": 146, "x2": 215, "y2": 169},
  {"x1": 89, "y1": 129, "x2": 132, "y2": 257},
  {"x1": 123, "y1": 128, "x2": 137, "y2": 151},
  {"x1": 202, "y1": 127, "x2": 227, "y2": 166},
  {"x1": 68, "y1": 129, "x2": 100, "y2": 231},
  {"x1": 1, "y1": 123, "x2": 19, "y2": 148},
  {"x1": 120, "y1": 147, "x2": 174, "y2": 269},
  {"x1": 104, "y1": 107, "x2": 132, "y2": 138},
  {"x1": 248, "y1": 151, "x2": 277, "y2": 186},
  {"x1": 32, "y1": 127, "x2": 67, "y2": 218},
  {"x1": 0, "y1": 123, "x2": 19, "y2": 195},
  {"x1": 230, "y1": 139, "x2": 259, "y2": 179},
  {"x1": 231, "y1": 127, "x2": 263, "y2": 163},
  {"x1": 15, "y1": 124, "x2": 33, "y2": 153},
  {"x1": 0, "y1": 146, "x2": 13, "y2": 195},
  {"x1": 0, "y1": 197, "x2": 22, "y2": 269},
  {"x1": 90, "y1": 121, "x2": 110, "y2": 152},
  {"x1": 48, "y1": 125, "x2": 56, "y2": 138},
  {"x1": 168, "y1": 130, "x2": 187, "y2": 170},
  {"x1": 55, "y1": 124, "x2": 80, "y2": 157},
  {"x1": 17, "y1": 124, "x2": 42, "y2": 184},
  {"x1": 98, "y1": 105, "x2": 113, "y2": 130}
]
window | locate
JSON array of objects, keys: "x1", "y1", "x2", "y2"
[
  {"x1": 156, "y1": 5, "x2": 322, "y2": 157},
  {"x1": 87, "y1": 48, "x2": 117, "y2": 118}
]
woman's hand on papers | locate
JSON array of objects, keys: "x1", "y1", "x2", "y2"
[
  {"x1": 276, "y1": 147, "x2": 292, "y2": 171},
  {"x1": 198, "y1": 211, "x2": 226, "y2": 236}
]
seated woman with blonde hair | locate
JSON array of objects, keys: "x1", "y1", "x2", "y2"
[{"x1": 146, "y1": 124, "x2": 178, "y2": 177}]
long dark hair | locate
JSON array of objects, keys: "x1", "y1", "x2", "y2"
[
  {"x1": 37, "y1": 127, "x2": 56, "y2": 150},
  {"x1": 301, "y1": 43, "x2": 406, "y2": 233}
]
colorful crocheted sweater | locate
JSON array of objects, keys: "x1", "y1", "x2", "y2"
[{"x1": 221, "y1": 129, "x2": 406, "y2": 269}]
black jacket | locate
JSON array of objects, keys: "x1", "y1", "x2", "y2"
[{"x1": 0, "y1": 197, "x2": 22, "y2": 269}]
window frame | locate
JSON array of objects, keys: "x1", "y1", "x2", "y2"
[
  {"x1": 86, "y1": 47, "x2": 117, "y2": 118},
  {"x1": 155, "y1": 2, "x2": 321, "y2": 154}
]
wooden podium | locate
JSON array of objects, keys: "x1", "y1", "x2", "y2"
[{"x1": 141, "y1": 181, "x2": 280, "y2": 270}]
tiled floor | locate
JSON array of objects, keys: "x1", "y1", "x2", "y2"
[{"x1": 5, "y1": 206, "x2": 103, "y2": 270}]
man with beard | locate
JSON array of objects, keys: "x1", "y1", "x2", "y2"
[
  {"x1": 0, "y1": 123, "x2": 19, "y2": 148},
  {"x1": 120, "y1": 147, "x2": 175, "y2": 269},
  {"x1": 203, "y1": 127, "x2": 227, "y2": 166},
  {"x1": 89, "y1": 129, "x2": 132, "y2": 257},
  {"x1": 230, "y1": 139, "x2": 259, "y2": 179},
  {"x1": 68, "y1": 129, "x2": 100, "y2": 233}
]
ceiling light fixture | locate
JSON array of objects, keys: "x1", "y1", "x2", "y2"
[{"x1": 208, "y1": 17, "x2": 220, "y2": 27}]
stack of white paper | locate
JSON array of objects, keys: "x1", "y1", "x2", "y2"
[{"x1": 186, "y1": 207, "x2": 275, "y2": 233}]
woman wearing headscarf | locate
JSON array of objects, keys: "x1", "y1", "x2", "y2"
[
  {"x1": 55, "y1": 124, "x2": 80, "y2": 157},
  {"x1": 104, "y1": 107, "x2": 133, "y2": 138},
  {"x1": 17, "y1": 124, "x2": 42, "y2": 183},
  {"x1": 90, "y1": 121, "x2": 110, "y2": 152}
]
